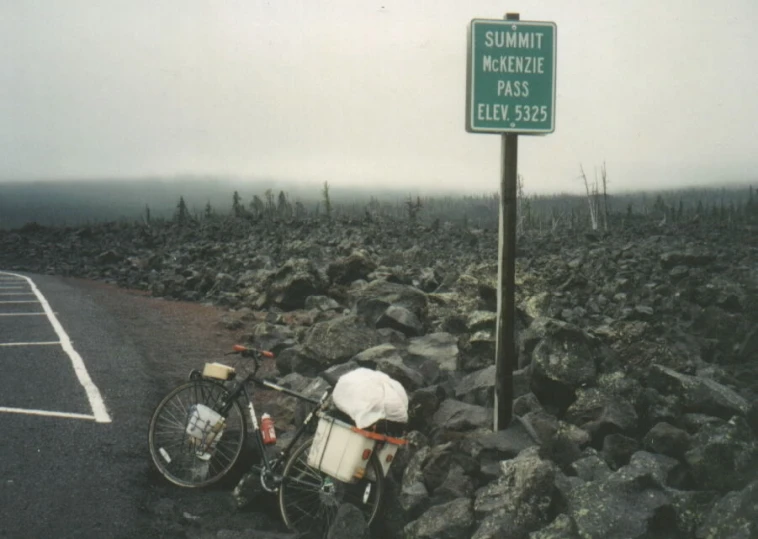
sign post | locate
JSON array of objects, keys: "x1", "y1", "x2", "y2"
[{"x1": 466, "y1": 13, "x2": 557, "y2": 431}]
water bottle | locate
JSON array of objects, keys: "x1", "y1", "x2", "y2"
[{"x1": 261, "y1": 413, "x2": 277, "y2": 445}]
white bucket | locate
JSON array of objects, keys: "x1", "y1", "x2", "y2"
[{"x1": 186, "y1": 403, "x2": 223, "y2": 441}]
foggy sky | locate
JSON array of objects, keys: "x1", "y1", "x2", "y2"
[{"x1": 2, "y1": 0, "x2": 757, "y2": 194}]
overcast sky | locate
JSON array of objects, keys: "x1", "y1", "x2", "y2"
[{"x1": 1, "y1": 0, "x2": 757, "y2": 194}]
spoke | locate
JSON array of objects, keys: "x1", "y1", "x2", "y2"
[
  {"x1": 290, "y1": 460, "x2": 324, "y2": 483},
  {"x1": 161, "y1": 404, "x2": 188, "y2": 429}
]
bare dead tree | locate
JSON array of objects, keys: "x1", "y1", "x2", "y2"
[
  {"x1": 601, "y1": 161, "x2": 609, "y2": 231},
  {"x1": 516, "y1": 174, "x2": 525, "y2": 236},
  {"x1": 580, "y1": 165, "x2": 598, "y2": 231}
]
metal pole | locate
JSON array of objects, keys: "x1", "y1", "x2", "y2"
[{"x1": 494, "y1": 12, "x2": 519, "y2": 431}]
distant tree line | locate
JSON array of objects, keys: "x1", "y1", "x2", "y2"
[
  {"x1": 2, "y1": 178, "x2": 757, "y2": 232},
  {"x1": 156, "y1": 183, "x2": 758, "y2": 235}
]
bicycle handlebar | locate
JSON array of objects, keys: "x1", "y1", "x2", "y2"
[{"x1": 226, "y1": 345, "x2": 275, "y2": 377}]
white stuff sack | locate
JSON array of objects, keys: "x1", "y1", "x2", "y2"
[{"x1": 331, "y1": 368, "x2": 409, "y2": 429}]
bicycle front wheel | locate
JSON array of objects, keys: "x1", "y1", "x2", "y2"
[
  {"x1": 278, "y1": 438, "x2": 384, "y2": 537},
  {"x1": 148, "y1": 379, "x2": 246, "y2": 488}
]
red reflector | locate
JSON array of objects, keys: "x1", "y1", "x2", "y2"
[
  {"x1": 385, "y1": 454, "x2": 393, "y2": 463},
  {"x1": 233, "y1": 345, "x2": 247, "y2": 352},
  {"x1": 362, "y1": 449, "x2": 372, "y2": 460},
  {"x1": 262, "y1": 350, "x2": 274, "y2": 358}
]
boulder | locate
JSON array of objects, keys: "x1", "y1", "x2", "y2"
[
  {"x1": 472, "y1": 447, "x2": 557, "y2": 539},
  {"x1": 459, "y1": 331, "x2": 496, "y2": 372},
  {"x1": 432, "y1": 399, "x2": 492, "y2": 432},
  {"x1": 260, "y1": 258, "x2": 327, "y2": 310},
  {"x1": 326, "y1": 503, "x2": 369, "y2": 539},
  {"x1": 407, "y1": 332, "x2": 459, "y2": 372},
  {"x1": 564, "y1": 388, "x2": 638, "y2": 445},
  {"x1": 648, "y1": 364, "x2": 749, "y2": 419},
  {"x1": 528, "y1": 514, "x2": 578, "y2": 539},
  {"x1": 659, "y1": 250, "x2": 715, "y2": 270},
  {"x1": 248, "y1": 322, "x2": 297, "y2": 354},
  {"x1": 304, "y1": 295, "x2": 341, "y2": 311},
  {"x1": 684, "y1": 416, "x2": 758, "y2": 491},
  {"x1": 400, "y1": 446, "x2": 432, "y2": 518},
  {"x1": 376, "y1": 305, "x2": 424, "y2": 337},
  {"x1": 738, "y1": 324, "x2": 758, "y2": 361},
  {"x1": 523, "y1": 409, "x2": 590, "y2": 467},
  {"x1": 403, "y1": 497, "x2": 474, "y2": 539},
  {"x1": 570, "y1": 454, "x2": 611, "y2": 482},
  {"x1": 642, "y1": 422, "x2": 691, "y2": 460},
  {"x1": 302, "y1": 315, "x2": 382, "y2": 368},
  {"x1": 350, "y1": 280, "x2": 428, "y2": 327},
  {"x1": 602, "y1": 433, "x2": 640, "y2": 469},
  {"x1": 466, "y1": 310, "x2": 497, "y2": 332},
  {"x1": 408, "y1": 387, "x2": 442, "y2": 432},
  {"x1": 375, "y1": 354, "x2": 425, "y2": 391},
  {"x1": 467, "y1": 420, "x2": 539, "y2": 472},
  {"x1": 565, "y1": 451, "x2": 679, "y2": 539},
  {"x1": 327, "y1": 250, "x2": 377, "y2": 284},
  {"x1": 430, "y1": 464, "x2": 474, "y2": 505},
  {"x1": 528, "y1": 319, "x2": 598, "y2": 414},
  {"x1": 695, "y1": 480, "x2": 758, "y2": 539},
  {"x1": 454, "y1": 365, "x2": 495, "y2": 407},
  {"x1": 275, "y1": 345, "x2": 319, "y2": 376},
  {"x1": 351, "y1": 343, "x2": 399, "y2": 368}
]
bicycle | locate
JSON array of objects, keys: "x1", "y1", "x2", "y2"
[{"x1": 147, "y1": 344, "x2": 403, "y2": 536}]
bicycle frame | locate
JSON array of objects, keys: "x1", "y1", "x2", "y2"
[{"x1": 212, "y1": 369, "x2": 330, "y2": 489}]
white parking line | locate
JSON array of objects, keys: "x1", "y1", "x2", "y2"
[
  {"x1": 0, "y1": 271, "x2": 112, "y2": 423},
  {"x1": 0, "y1": 407, "x2": 96, "y2": 421},
  {"x1": 0, "y1": 341, "x2": 61, "y2": 347}
]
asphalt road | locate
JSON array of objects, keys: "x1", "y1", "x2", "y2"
[
  {"x1": 0, "y1": 271, "x2": 157, "y2": 538},
  {"x1": 0, "y1": 272, "x2": 297, "y2": 539}
]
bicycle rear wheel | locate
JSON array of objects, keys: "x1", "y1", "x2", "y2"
[
  {"x1": 148, "y1": 379, "x2": 246, "y2": 488},
  {"x1": 278, "y1": 438, "x2": 384, "y2": 537}
]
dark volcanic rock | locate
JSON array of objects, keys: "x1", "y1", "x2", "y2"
[
  {"x1": 472, "y1": 447, "x2": 556, "y2": 539},
  {"x1": 642, "y1": 422, "x2": 691, "y2": 459},
  {"x1": 684, "y1": 416, "x2": 758, "y2": 491},
  {"x1": 695, "y1": 480, "x2": 758, "y2": 539},
  {"x1": 430, "y1": 464, "x2": 474, "y2": 505},
  {"x1": 326, "y1": 503, "x2": 369, "y2": 539},
  {"x1": 376, "y1": 304, "x2": 424, "y2": 337},
  {"x1": 327, "y1": 250, "x2": 377, "y2": 284},
  {"x1": 528, "y1": 318, "x2": 598, "y2": 414},
  {"x1": 350, "y1": 279, "x2": 428, "y2": 327},
  {"x1": 565, "y1": 451, "x2": 680, "y2": 539},
  {"x1": 432, "y1": 399, "x2": 492, "y2": 432},
  {"x1": 301, "y1": 315, "x2": 382, "y2": 368},
  {"x1": 648, "y1": 364, "x2": 749, "y2": 419},
  {"x1": 602, "y1": 433, "x2": 640, "y2": 468},
  {"x1": 400, "y1": 446, "x2": 432, "y2": 518},
  {"x1": 564, "y1": 388, "x2": 638, "y2": 445},
  {"x1": 375, "y1": 354, "x2": 425, "y2": 391},
  {"x1": 403, "y1": 497, "x2": 474, "y2": 539},
  {"x1": 259, "y1": 258, "x2": 327, "y2": 310},
  {"x1": 408, "y1": 387, "x2": 442, "y2": 431},
  {"x1": 454, "y1": 365, "x2": 496, "y2": 406},
  {"x1": 407, "y1": 332, "x2": 460, "y2": 372},
  {"x1": 528, "y1": 514, "x2": 578, "y2": 539}
]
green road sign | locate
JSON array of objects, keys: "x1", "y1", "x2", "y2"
[{"x1": 466, "y1": 19, "x2": 557, "y2": 134}]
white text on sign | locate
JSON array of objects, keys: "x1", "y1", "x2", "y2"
[{"x1": 477, "y1": 104, "x2": 548, "y2": 123}]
